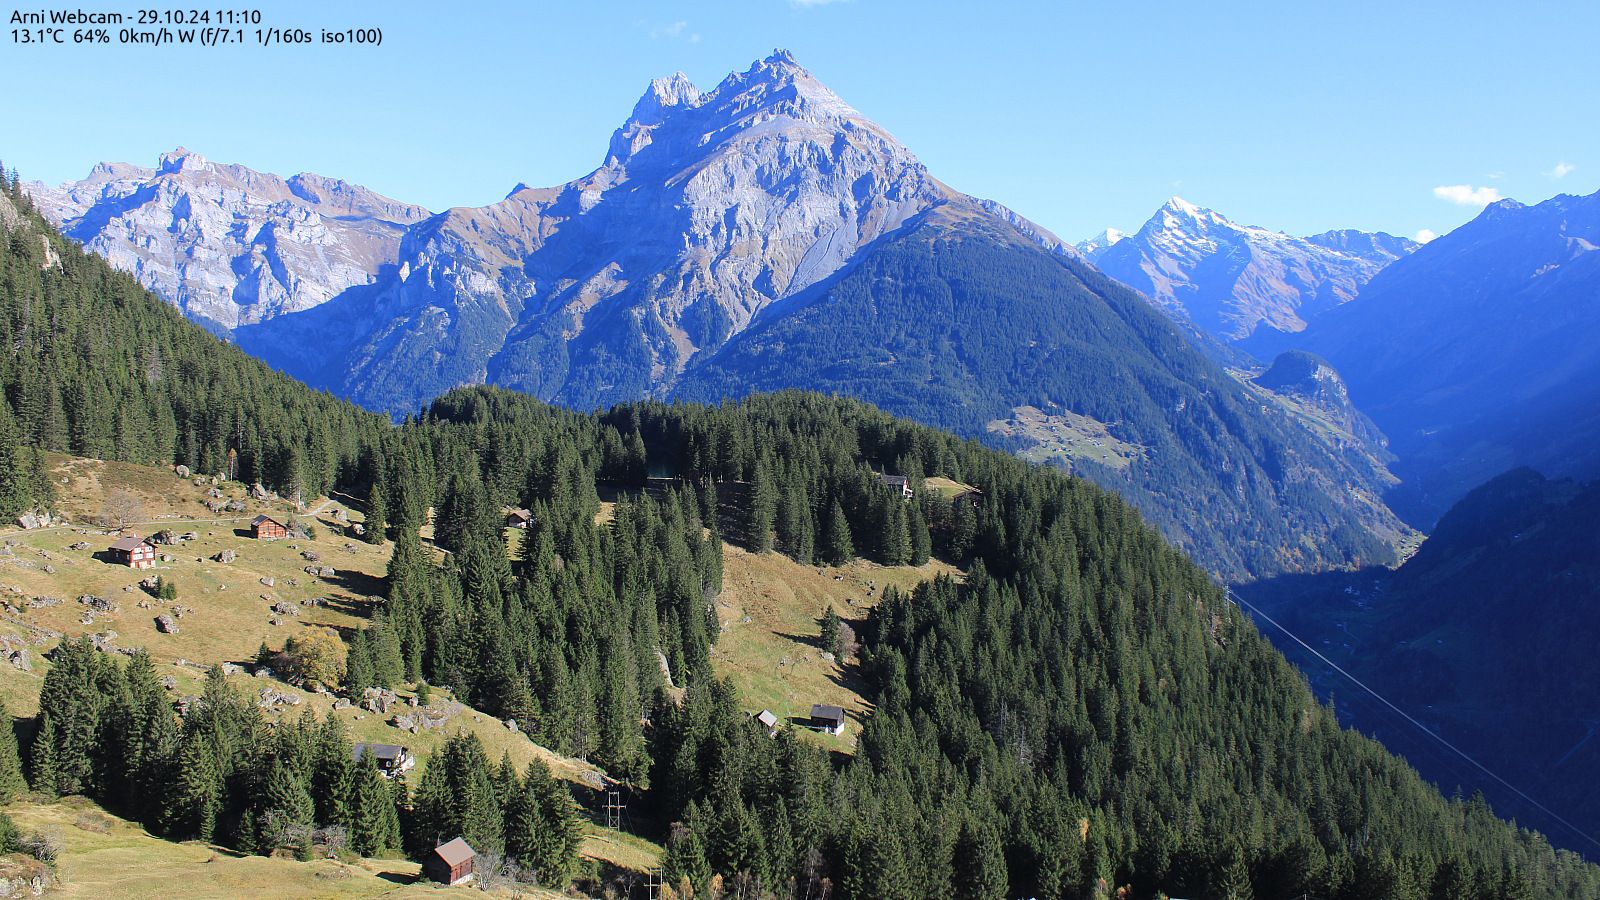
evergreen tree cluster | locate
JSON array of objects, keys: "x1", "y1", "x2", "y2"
[
  {"x1": 408, "y1": 388, "x2": 1600, "y2": 899},
  {"x1": 410, "y1": 733, "x2": 582, "y2": 886},
  {"x1": 26, "y1": 640, "x2": 404, "y2": 857},
  {"x1": 20, "y1": 639, "x2": 580, "y2": 878}
]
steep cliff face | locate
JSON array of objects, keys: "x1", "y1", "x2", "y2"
[
  {"x1": 27, "y1": 149, "x2": 430, "y2": 330},
  {"x1": 1079, "y1": 198, "x2": 1415, "y2": 342}
]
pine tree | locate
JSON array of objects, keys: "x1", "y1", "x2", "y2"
[
  {"x1": 1217, "y1": 844, "x2": 1254, "y2": 900},
  {"x1": 747, "y1": 456, "x2": 777, "y2": 553},
  {"x1": 821, "y1": 499, "x2": 854, "y2": 566},
  {"x1": 0, "y1": 697, "x2": 26, "y2": 801},
  {"x1": 28, "y1": 710, "x2": 58, "y2": 797},
  {"x1": 172, "y1": 732, "x2": 221, "y2": 840}
]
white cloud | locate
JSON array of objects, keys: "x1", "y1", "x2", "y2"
[
  {"x1": 1549, "y1": 161, "x2": 1576, "y2": 179},
  {"x1": 1415, "y1": 229, "x2": 1438, "y2": 244},
  {"x1": 649, "y1": 20, "x2": 699, "y2": 41},
  {"x1": 1433, "y1": 184, "x2": 1503, "y2": 207}
]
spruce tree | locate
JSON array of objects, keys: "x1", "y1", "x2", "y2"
[
  {"x1": 821, "y1": 607, "x2": 841, "y2": 658},
  {"x1": 348, "y1": 753, "x2": 401, "y2": 856},
  {"x1": 821, "y1": 499, "x2": 854, "y2": 566},
  {"x1": 363, "y1": 473, "x2": 388, "y2": 545},
  {"x1": 28, "y1": 711, "x2": 58, "y2": 797},
  {"x1": 747, "y1": 456, "x2": 777, "y2": 553},
  {"x1": 953, "y1": 820, "x2": 1009, "y2": 900},
  {"x1": 1217, "y1": 844, "x2": 1255, "y2": 900},
  {"x1": 908, "y1": 500, "x2": 931, "y2": 566},
  {"x1": 0, "y1": 697, "x2": 26, "y2": 801},
  {"x1": 172, "y1": 733, "x2": 221, "y2": 840},
  {"x1": 262, "y1": 756, "x2": 316, "y2": 858}
]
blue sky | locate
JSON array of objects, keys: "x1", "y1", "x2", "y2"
[{"x1": 4, "y1": 0, "x2": 1593, "y2": 243}]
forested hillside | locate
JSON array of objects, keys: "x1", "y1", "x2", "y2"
[
  {"x1": 1242, "y1": 467, "x2": 1600, "y2": 856},
  {"x1": 0, "y1": 176, "x2": 388, "y2": 521},
  {"x1": 3, "y1": 168, "x2": 1597, "y2": 897},
  {"x1": 677, "y1": 216, "x2": 1412, "y2": 582}
]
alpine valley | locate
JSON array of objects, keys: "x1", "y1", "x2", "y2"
[
  {"x1": 29, "y1": 51, "x2": 1414, "y2": 583},
  {"x1": 6, "y1": 34, "x2": 1600, "y2": 900}
]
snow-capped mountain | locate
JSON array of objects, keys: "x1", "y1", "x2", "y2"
[
  {"x1": 1074, "y1": 227, "x2": 1129, "y2": 257},
  {"x1": 1077, "y1": 197, "x2": 1416, "y2": 342},
  {"x1": 27, "y1": 150, "x2": 429, "y2": 330}
]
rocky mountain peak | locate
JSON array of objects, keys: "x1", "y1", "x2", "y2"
[
  {"x1": 605, "y1": 49, "x2": 859, "y2": 169},
  {"x1": 1089, "y1": 199, "x2": 1418, "y2": 342},
  {"x1": 157, "y1": 146, "x2": 209, "y2": 175},
  {"x1": 26, "y1": 149, "x2": 430, "y2": 330}
]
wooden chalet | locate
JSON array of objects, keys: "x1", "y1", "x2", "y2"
[
  {"x1": 809, "y1": 704, "x2": 847, "y2": 736},
  {"x1": 109, "y1": 535, "x2": 156, "y2": 570},
  {"x1": 251, "y1": 514, "x2": 288, "y2": 540},
  {"x1": 876, "y1": 473, "x2": 913, "y2": 500},
  {"x1": 505, "y1": 508, "x2": 533, "y2": 529},
  {"x1": 351, "y1": 742, "x2": 415, "y2": 777},
  {"x1": 424, "y1": 837, "x2": 476, "y2": 885}
]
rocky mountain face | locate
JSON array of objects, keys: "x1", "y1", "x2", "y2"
[
  {"x1": 1251, "y1": 349, "x2": 1388, "y2": 451},
  {"x1": 237, "y1": 51, "x2": 1069, "y2": 413},
  {"x1": 1258, "y1": 190, "x2": 1600, "y2": 524},
  {"x1": 1077, "y1": 198, "x2": 1415, "y2": 342},
  {"x1": 26, "y1": 149, "x2": 430, "y2": 330}
]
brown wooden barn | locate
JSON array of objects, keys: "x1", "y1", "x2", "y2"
[
  {"x1": 423, "y1": 837, "x2": 476, "y2": 885},
  {"x1": 505, "y1": 508, "x2": 532, "y2": 529},
  {"x1": 109, "y1": 535, "x2": 156, "y2": 569},
  {"x1": 251, "y1": 515, "x2": 288, "y2": 540}
]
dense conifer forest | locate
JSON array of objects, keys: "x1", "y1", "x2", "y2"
[{"x1": 3, "y1": 168, "x2": 1599, "y2": 897}]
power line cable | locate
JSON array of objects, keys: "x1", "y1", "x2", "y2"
[{"x1": 1227, "y1": 588, "x2": 1600, "y2": 856}]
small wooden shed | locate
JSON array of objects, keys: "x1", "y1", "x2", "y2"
[
  {"x1": 505, "y1": 508, "x2": 533, "y2": 529},
  {"x1": 351, "y1": 742, "x2": 415, "y2": 777},
  {"x1": 251, "y1": 515, "x2": 288, "y2": 540},
  {"x1": 809, "y1": 704, "x2": 847, "y2": 736},
  {"x1": 424, "y1": 837, "x2": 476, "y2": 885},
  {"x1": 109, "y1": 535, "x2": 156, "y2": 569}
]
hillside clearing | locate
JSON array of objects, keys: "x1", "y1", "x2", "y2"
[{"x1": 712, "y1": 544, "x2": 960, "y2": 752}]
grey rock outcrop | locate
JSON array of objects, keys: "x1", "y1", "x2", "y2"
[{"x1": 26, "y1": 150, "x2": 430, "y2": 330}]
